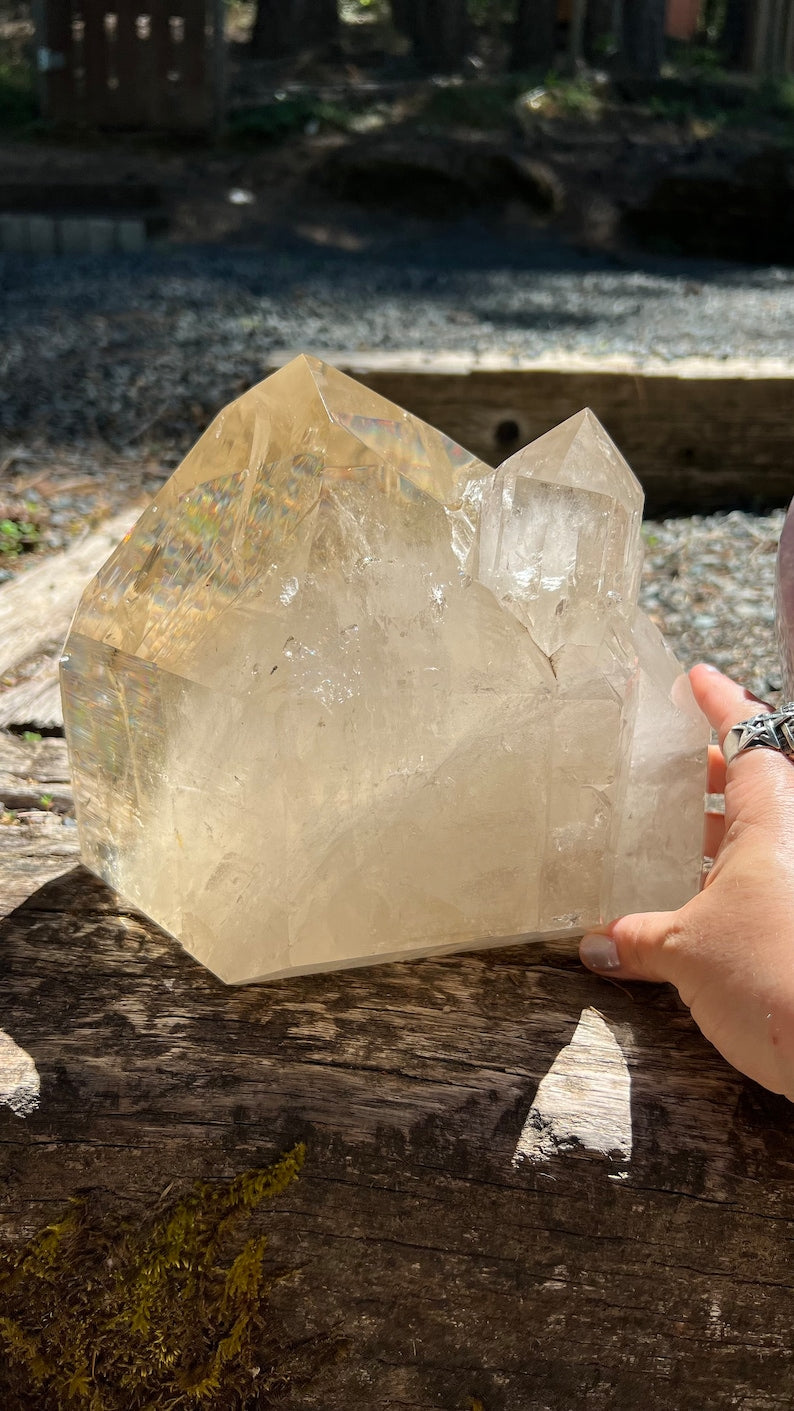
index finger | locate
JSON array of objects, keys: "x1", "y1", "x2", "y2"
[
  {"x1": 688, "y1": 665, "x2": 794, "y2": 830},
  {"x1": 688, "y1": 664, "x2": 772, "y2": 749}
]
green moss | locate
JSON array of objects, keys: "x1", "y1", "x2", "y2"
[
  {"x1": 0, "y1": 517, "x2": 41, "y2": 558},
  {"x1": 0, "y1": 1144, "x2": 309, "y2": 1409}
]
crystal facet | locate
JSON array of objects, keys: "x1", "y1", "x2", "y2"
[{"x1": 61, "y1": 356, "x2": 708, "y2": 984}]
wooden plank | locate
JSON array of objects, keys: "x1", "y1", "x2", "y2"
[
  {"x1": 2, "y1": 839, "x2": 794, "y2": 1406},
  {"x1": 211, "y1": 0, "x2": 225, "y2": 137},
  {"x1": 179, "y1": 0, "x2": 209, "y2": 130},
  {"x1": 0, "y1": 813, "x2": 79, "y2": 918},
  {"x1": 40, "y1": 0, "x2": 75, "y2": 121},
  {"x1": 181, "y1": 0, "x2": 207, "y2": 87},
  {"x1": 0, "y1": 732, "x2": 76, "y2": 917},
  {"x1": 0, "y1": 813, "x2": 78, "y2": 920},
  {"x1": 0, "y1": 509, "x2": 140, "y2": 730},
  {"x1": 100, "y1": 4, "x2": 119, "y2": 123},
  {"x1": 0, "y1": 670, "x2": 63, "y2": 731},
  {"x1": 264, "y1": 351, "x2": 794, "y2": 515},
  {"x1": 0, "y1": 731, "x2": 72, "y2": 813},
  {"x1": 149, "y1": 0, "x2": 175, "y2": 128},
  {"x1": 81, "y1": 0, "x2": 109, "y2": 124},
  {"x1": 114, "y1": 1, "x2": 141, "y2": 126}
]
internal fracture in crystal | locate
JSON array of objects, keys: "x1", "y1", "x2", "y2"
[{"x1": 61, "y1": 356, "x2": 708, "y2": 983}]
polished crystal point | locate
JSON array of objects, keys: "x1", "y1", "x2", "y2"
[{"x1": 61, "y1": 356, "x2": 707, "y2": 984}]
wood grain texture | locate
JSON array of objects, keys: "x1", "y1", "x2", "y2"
[
  {"x1": 265, "y1": 351, "x2": 794, "y2": 515},
  {"x1": 0, "y1": 730, "x2": 78, "y2": 917},
  {"x1": 0, "y1": 510, "x2": 138, "y2": 682},
  {"x1": 0, "y1": 669, "x2": 64, "y2": 730},
  {"x1": 1, "y1": 732, "x2": 794, "y2": 1408},
  {"x1": 0, "y1": 509, "x2": 139, "y2": 729},
  {"x1": 0, "y1": 732, "x2": 73, "y2": 816}
]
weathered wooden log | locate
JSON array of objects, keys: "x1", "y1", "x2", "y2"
[
  {"x1": 0, "y1": 732, "x2": 73, "y2": 819},
  {"x1": 0, "y1": 509, "x2": 138, "y2": 731},
  {"x1": 1, "y1": 730, "x2": 794, "y2": 1407},
  {"x1": 264, "y1": 351, "x2": 794, "y2": 516}
]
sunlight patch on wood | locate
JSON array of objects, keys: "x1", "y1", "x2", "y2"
[
  {"x1": 512, "y1": 1007, "x2": 632, "y2": 1167},
  {"x1": 0, "y1": 1027, "x2": 40, "y2": 1118}
]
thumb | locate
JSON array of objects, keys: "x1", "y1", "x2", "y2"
[{"x1": 579, "y1": 911, "x2": 687, "y2": 984}]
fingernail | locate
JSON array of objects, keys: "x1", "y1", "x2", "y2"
[
  {"x1": 699, "y1": 663, "x2": 720, "y2": 673},
  {"x1": 580, "y1": 933, "x2": 621, "y2": 972}
]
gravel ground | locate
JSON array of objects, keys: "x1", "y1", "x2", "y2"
[
  {"x1": 641, "y1": 509, "x2": 784, "y2": 703},
  {"x1": 1, "y1": 234, "x2": 794, "y2": 448},
  {"x1": 0, "y1": 448, "x2": 165, "y2": 584}
]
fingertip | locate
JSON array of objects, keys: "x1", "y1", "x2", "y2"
[
  {"x1": 688, "y1": 664, "x2": 726, "y2": 724},
  {"x1": 689, "y1": 664, "x2": 769, "y2": 741},
  {"x1": 580, "y1": 931, "x2": 620, "y2": 973},
  {"x1": 581, "y1": 911, "x2": 684, "y2": 984},
  {"x1": 689, "y1": 662, "x2": 727, "y2": 705},
  {"x1": 689, "y1": 663, "x2": 722, "y2": 681}
]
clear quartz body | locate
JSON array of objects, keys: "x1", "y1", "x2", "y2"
[{"x1": 61, "y1": 357, "x2": 708, "y2": 983}]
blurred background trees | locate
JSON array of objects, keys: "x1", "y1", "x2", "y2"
[
  {"x1": 250, "y1": 0, "x2": 340, "y2": 60},
  {"x1": 240, "y1": 0, "x2": 791, "y2": 80},
  {"x1": 4, "y1": 0, "x2": 794, "y2": 136}
]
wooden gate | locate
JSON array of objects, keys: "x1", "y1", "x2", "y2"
[{"x1": 35, "y1": 0, "x2": 224, "y2": 133}]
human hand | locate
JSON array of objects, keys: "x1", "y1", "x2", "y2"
[{"x1": 580, "y1": 664, "x2": 794, "y2": 1100}]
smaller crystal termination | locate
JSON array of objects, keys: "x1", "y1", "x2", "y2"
[{"x1": 61, "y1": 357, "x2": 708, "y2": 984}]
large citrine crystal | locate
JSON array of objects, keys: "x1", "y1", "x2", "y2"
[{"x1": 61, "y1": 357, "x2": 707, "y2": 983}]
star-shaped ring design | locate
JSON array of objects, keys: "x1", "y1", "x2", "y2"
[{"x1": 723, "y1": 704, "x2": 794, "y2": 766}]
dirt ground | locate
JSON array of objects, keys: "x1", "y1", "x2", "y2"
[{"x1": 3, "y1": 49, "x2": 791, "y2": 258}]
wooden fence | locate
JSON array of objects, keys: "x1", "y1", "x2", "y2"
[{"x1": 34, "y1": 0, "x2": 224, "y2": 133}]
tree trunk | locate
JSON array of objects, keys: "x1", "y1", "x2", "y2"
[
  {"x1": 510, "y1": 0, "x2": 557, "y2": 70},
  {"x1": 749, "y1": 0, "x2": 779, "y2": 76},
  {"x1": 250, "y1": 0, "x2": 339, "y2": 59},
  {"x1": 720, "y1": 0, "x2": 753, "y2": 65},
  {"x1": 251, "y1": 0, "x2": 293, "y2": 59},
  {"x1": 621, "y1": 0, "x2": 666, "y2": 76},
  {"x1": 585, "y1": 0, "x2": 621, "y2": 61},
  {"x1": 412, "y1": 0, "x2": 468, "y2": 71},
  {"x1": 568, "y1": 0, "x2": 588, "y2": 69},
  {"x1": 312, "y1": 0, "x2": 340, "y2": 50},
  {"x1": 390, "y1": 0, "x2": 421, "y2": 44}
]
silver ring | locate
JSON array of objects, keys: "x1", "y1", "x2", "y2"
[{"x1": 723, "y1": 704, "x2": 794, "y2": 765}]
